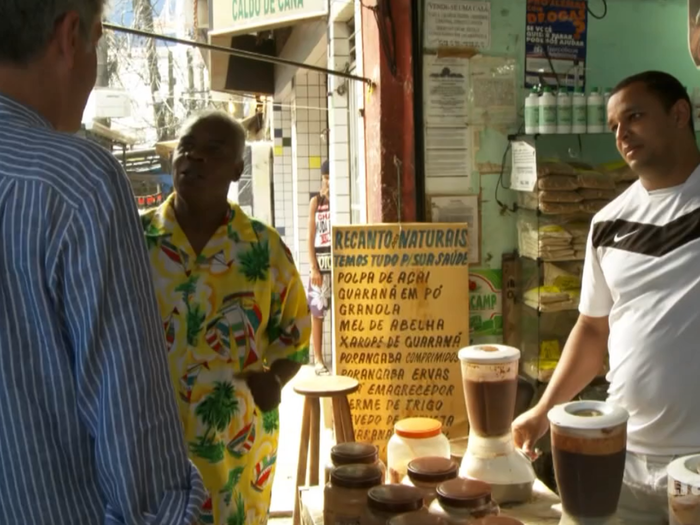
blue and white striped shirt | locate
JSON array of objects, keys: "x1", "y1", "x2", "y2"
[{"x1": 0, "y1": 93, "x2": 205, "y2": 524}]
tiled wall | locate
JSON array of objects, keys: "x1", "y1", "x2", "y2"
[
  {"x1": 270, "y1": 4, "x2": 362, "y2": 370},
  {"x1": 272, "y1": 73, "x2": 332, "y2": 367},
  {"x1": 272, "y1": 89, "x2": 294, "y2": 249},
  {"x1": 327, "y1": 21, "x2": 353, "y2": 227},
  {"x1": 293, "y1": 70, "x2": 332, "y2": 367}
]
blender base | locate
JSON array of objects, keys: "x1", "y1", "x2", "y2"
[
  {"x1": 559, "y1": 514, "x2": 621, "y2": 525},
  {"x1": 460, "y1": 433, "x2": 536, "y2": 505}
]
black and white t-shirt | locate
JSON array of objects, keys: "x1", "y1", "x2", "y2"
[{"x1": 580, "y1": 166, "x2": 700, "y2": 455}]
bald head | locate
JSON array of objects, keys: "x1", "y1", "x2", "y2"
[{"x1": 180, "y1": 110, "x2": 246, "y2": 163}]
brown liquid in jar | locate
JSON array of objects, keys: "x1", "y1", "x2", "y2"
[
  {"x1": 464, "y1": 378, "x2": 517, "y2": 436},
  {"x1": 551, "y1": 428, "x2": 626, "y2": 519}
]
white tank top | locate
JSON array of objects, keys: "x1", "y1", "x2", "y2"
[{"x1": 314, "y1": 195, "x2": 331, "y2": 273}]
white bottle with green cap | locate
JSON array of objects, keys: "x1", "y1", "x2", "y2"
[
  {"x1": 539, "y1": 86, "x2": 557, "y2": 134},
  {"x1": 557, "y1": 88, "x2": 572, "y2": 134},
  {"x1": 587, "y1": 87, "x2": 605, "y2": 133},
  {"x1": 524, "y1": 88, "x2": 539, "y2": 135},
  {"x1": 603, "y1": 87, "x2": 613, "y2": 133},
  {"x1": 572, "y1": 86, "x2": 587, "y2": 134}
]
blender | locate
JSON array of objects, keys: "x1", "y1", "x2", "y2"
[
  {"x1": 548, "y1": 400, "x2": 629, "y2": 525},
  {"x1": 667, "y1": 454, "x2": 700, "y2": 525},
  {"x1": 458, "y1": 345, "x2": 536, "y2": 504}
]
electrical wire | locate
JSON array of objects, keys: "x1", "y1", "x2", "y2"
[
  {"x1": 103, "y1": 22, "x2": 374, "y2": 87},
  {"x1": 495, "y1": 123, "x2": 525, "y2": 213},
  {"x1": 360, "y1": 0, "x2": 397, "y2": 78},
  {"x1": 587, "y1": 0, "x2": 608, "y2": 20}
]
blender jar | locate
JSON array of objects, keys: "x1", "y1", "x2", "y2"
[
  {"x1": 548, "y1": 400, "x2": 629, "y2": 522},
  {"x1": 457, "y1": 345, "x2": 535, "y2": 504},
  {"x1": 458, "y1": 345, "x2": 519, "y2": 439},
  {"x1": 667, "y1": 454, "x2": 700, "y2": 525}
]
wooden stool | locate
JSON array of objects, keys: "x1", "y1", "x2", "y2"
[{"x1": 292, "y1": 375, "x2": 359, "y2": 525}]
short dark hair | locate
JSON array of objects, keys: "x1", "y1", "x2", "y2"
[
  {"x1": 611, "y1": 71, "x2": 694, "y2": 132},
  {"x1": 321, "y1": 160, "x2": 329, "y2": 175},
  {"x1": 0, "y1": 0, "x2": 105, "y2": 65}
]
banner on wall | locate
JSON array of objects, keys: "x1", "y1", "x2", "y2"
[
  {"x1": 525, "y1": 0, "x2": 588, "y2": 88},
  {"x1": 333, "y1": 224, "x2": 470, "y2": 460},
  {"x1": 469, "y1": 269, "x2": 503, "y2": 343},
  {"x1": 690, "y1": 0, "x2": 700, "y2": 67}
]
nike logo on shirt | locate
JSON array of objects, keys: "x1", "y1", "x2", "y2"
[{"x1": 614, "y1": 231, "x2": 638, "y2": 242}]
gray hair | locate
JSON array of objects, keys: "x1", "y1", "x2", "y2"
[
  {"x1": 180, "y1": 110, "x2": 247, "y2": 162},
  {"x1": 0, "y1": 0, "x2": 105, "y2": 64}
]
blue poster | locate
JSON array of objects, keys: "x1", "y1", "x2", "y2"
[{"x1": 525, "y1": 0, "x2": 588, "y2": 89}]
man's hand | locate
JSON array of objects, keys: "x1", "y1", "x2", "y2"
[
  {"x1": 311, "y1": 267, "x2": 323, "y2": 288},
  {"x1": 245, "y1": 371, "x2": 283, "y2": 412},
  {"x1": 512, "y1": 405, "x2": 550, "y2": 459}
]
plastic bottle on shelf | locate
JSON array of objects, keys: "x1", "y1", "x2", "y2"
[
  {"x1": 692, "y1": 88, "x2": 700, "y2": 131},
  {"x1": 587, "y1": 87, "x2": 605, "y2": 133},
  {"x1": 538, "y1": 86, "x2": 557, "y2": 134},
  {"x1": 524, "y1": 88, "x2": 539, "y2": 135},
  {"x1": 556, "y1": 88, "x2": 572, "y2": 134},
  {"x1": 603, "y1": 87, "x2": 613, "y2": 133},
  {"x1": 572, "y1": 86, "x2": 587, "y2": 134}
]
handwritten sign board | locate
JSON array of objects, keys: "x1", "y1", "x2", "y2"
[{"x1": 333, "y1": 224, "x2": 470, "y2": 459}]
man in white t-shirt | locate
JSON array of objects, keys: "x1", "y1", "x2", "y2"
[{"x1": 512, "y1": 70, "x2": 700, "y2": 524}]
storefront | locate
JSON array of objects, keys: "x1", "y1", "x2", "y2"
[{"x1": 300, "y1": 1, "x2": 700, "y2": 524}]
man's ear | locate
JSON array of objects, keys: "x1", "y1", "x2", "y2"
[
  {"x1": 231, "y1": 160, "x2": 245, "y2": 183},
  {"x1": 52, "y1": 11, "x2": 82, "y2": 68}
]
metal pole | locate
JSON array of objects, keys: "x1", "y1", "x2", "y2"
[{"x1": 103, "y1": 23, "x2": 374, "y2": 87}]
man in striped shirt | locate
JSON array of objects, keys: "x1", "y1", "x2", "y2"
[{"x1": 0, "y1": 1, "x2": 205, "y2": 524}]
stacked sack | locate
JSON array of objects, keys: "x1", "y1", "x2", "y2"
[
  {"x1": 516, "y1": 159, "x2": 617, "y2": 214},
  {"x1": 523, "y1": 261, "x2": 584, "y2": 312},
  {"x1": 598, "y1": 160, "x2": 638, "y2": 197},
  {"x1": 518, "y1": 213, "x2": 591, "y2": 261}
]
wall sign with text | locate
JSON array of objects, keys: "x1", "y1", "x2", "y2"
[
  {"x1": 525, "y1": 0, "x2": 588, "y2": 88},
  {"x1": 332, "y1": 224, "x2": 470, "y2": 459}
]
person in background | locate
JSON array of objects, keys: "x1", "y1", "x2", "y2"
[
  {"x1": 141, "y1": 110, "x2": 311, "y2": 525},
  {"x1": 0, "y1": 1, "x2": 206, "y2": 524},
  {"x1": 512, "y1": 71, "x2": 700, "y2": 524},
  {"x1": 307, "y1": 160, "x2": 332, "y2": 375}
]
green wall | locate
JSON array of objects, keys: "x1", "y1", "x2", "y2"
[{"x1": 473, "y1": 0, "x2": 698, "y2": 269}]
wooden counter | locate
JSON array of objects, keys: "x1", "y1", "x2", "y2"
[{"x1": 300, "y1": 479, "x2": 562, "y2": 525}]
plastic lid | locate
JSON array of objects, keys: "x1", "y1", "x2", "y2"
[
  {"x1": 543, "y1": 86, "x2": 552, "y2": 92},
  {"x1": 590, "y1": 87, "x2": 599, "y2": 93},
  {"x1": 548, "y1": 400, "x2": 629, "y2": 430},
  {"x1": 331, "y1": 442, "x2": 378, "y2": 466},
  {"x1": 472, "y1": 518, "x2": 525, "y2": 525},
  {"x1": 367, "y1": 484, "x2": 424, "y2": 513},
  {"x1": 574, "y1": 86, "x2": 584, "y2": 93},
  {"x1": 458, "y1": 345, "x2": 520, "y2": 364},
  {"x1": 330, "y1": 464, "x2": 383, "y2": 489},
  {"x1": 389, "y1": 509, "x2": 448, "y2": 525},
  {"x1": 395, "y1": 417, "x2": 443, "y2": 439},
  {"x1": 436, "y1": 478, "x2": 492, "y2": 509},
  {"x1": 407, "y1": 457, "x2": 458, "y2": 484},
  {"x1": 667, "y1": 454, "x2": 700, "y2": 487}
]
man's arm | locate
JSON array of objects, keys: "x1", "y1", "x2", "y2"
[
  {"x1": 535, "y1": 313, "x2": 609, "y2": 412},
  {"x1": 514, "y1": 228, "x2": 613, "y2": 455},
  {"x1": 53, "y1": 157, "x2": 205, "y2": 524},
  {"x1": 534, "y1": 228, "x2": 613, "y2": 413}
]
